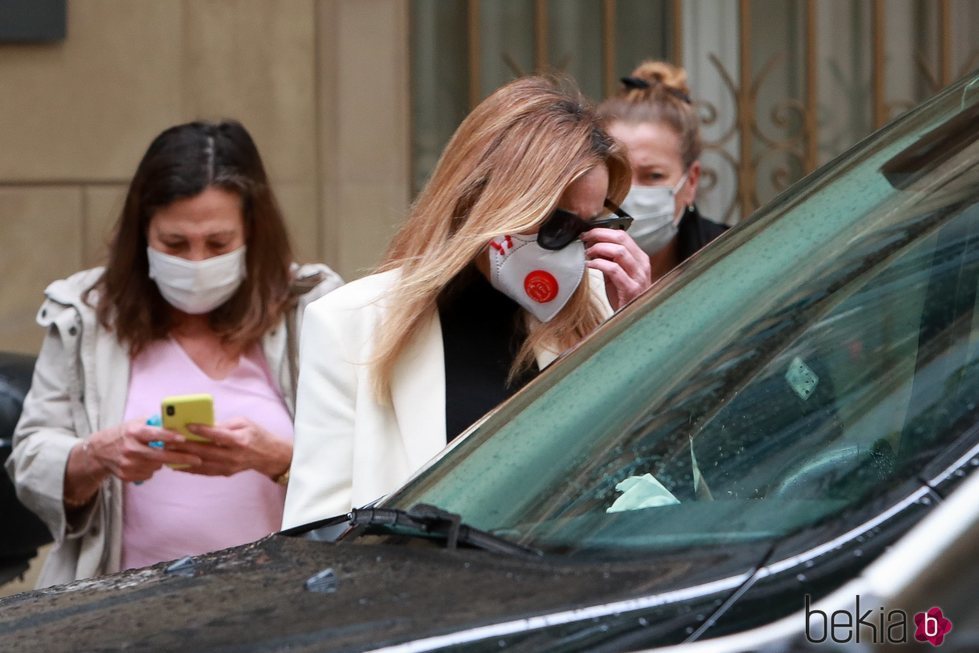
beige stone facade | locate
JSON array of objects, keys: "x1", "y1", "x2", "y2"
[{"x1": 0, "y1": 0, "x2": 411, "y2": 355}]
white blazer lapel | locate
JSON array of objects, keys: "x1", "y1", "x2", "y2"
[{"x1": 389, "y1": 310, "x2": 447, "y2": 472}]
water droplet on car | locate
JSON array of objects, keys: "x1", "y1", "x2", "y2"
[
  {"x1": 685, "y1": 627, "x2": 695, "y2": 635},
  {"x1": 854, "y1": 549, "x2": 863, "y2": 557},
  {"x1": 304, "y1": 567, "x2": 338, "y2": 594},
  {"x1": 497, "y1": 640, "x2": 507, "y2": 648},
  {"x1": 805, "y1": 560, "x2": 815, "y2": 568},
  {"x1": 796, "y1": 574, "x2": 807, "y2": 582},
  {"x1": 165, "y1": 556, "x2": 197, "y2": 578},
  {"x1": 638, "y1": 617, "x2": 649, "y2": 627},
  {"x1": 919, "y1": 496, "x2": 932, "y2": 506}
]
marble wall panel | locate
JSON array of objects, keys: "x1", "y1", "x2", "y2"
[
  {"x1": 0, "y1": 1, "x2": 183, "y2": 181},
  {"x1": 0, "y1": 187, "x2": 84, "y2": 354},
  {"x1": 82, "y1": 185, "x2": 126, "y2": 268}
]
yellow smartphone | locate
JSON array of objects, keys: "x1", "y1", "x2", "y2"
[{"x1": 161, "y1": 393, "x2": 214, "y2": 443}]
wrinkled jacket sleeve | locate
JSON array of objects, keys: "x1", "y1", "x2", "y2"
[
  {"x1": 281, "y1": 294, "x2": 359, "y2": 529},
  {"x1": 6, "y1": 303, "x2": 98, "y2": 543}
]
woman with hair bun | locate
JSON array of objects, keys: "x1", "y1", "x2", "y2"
[
  {"x1": 598, "y1": 60, "x2": 727, "y2": 283},
  {"x1": 283, "y1": 75, "x2": 651, "y2": 528}
]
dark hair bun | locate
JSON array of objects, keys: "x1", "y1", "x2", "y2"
[{"x1": 624, "y1": 60, "x2": 692, "y2": 103}]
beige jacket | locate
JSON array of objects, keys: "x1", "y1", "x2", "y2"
[
  {"x1": 282, "y1": 268, "x2": 612, "y2": 529},
  {"x1": 6, "y1": 263, "x2": 342, "y2": 588}
]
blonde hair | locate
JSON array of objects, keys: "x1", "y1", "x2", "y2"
[
  {"x1": 597, "y1": 60, "x2": 702, "y2": 168},
  {"x1": 373, "y1": 75, "x2": 631, "y2": 399}
]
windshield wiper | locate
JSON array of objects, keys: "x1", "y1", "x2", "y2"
[{"x1": 348, "y1": 503, "x2": 541, "y2": 557}]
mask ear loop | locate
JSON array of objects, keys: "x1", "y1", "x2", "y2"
[
  {"x1": 671, "y1": 171, "x2": 692, "y2": 226},
  {"x1": 672, "y1": 171, "x2": 690, "y2": 194}
]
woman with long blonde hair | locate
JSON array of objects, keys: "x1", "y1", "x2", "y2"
[
  {"x1": 598, "y1": 60, "x2": 727, "y2": 283},
  {"x1": 283, "y1": 76, "x2": 650, "y2": 527}
]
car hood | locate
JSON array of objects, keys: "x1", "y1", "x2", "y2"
[{"x1": 0, "y1": 534, "x2": 761, "y2": 652}]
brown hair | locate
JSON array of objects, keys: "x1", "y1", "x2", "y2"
[
  {"x1": 93, "y1": 120, "x2": 295, "y2": 356},
  {"x1": 372, "y1": 75, "x2": 631, "y2": 397},
  {"x1": 597, "y1": 60, "x2": 702, "y2": 168}
]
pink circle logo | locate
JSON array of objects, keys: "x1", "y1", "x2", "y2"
[
  {"x1": 914, "y1": 607, "x2": 953, "y2": 646},
  {"x1": 524, "y1": 270, "x2": 559, "y2": 303}
]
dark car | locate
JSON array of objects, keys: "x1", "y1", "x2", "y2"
[
  {"x1": 0, "y1": 351, "x2": 51, "y2": 588},
  {"x1": 1, "y1": 73, "x2": 978, "y2": 652}
]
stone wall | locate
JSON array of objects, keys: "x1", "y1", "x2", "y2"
[{"x1": 0, "y1": 0, "x2": 411, "y2": 355}]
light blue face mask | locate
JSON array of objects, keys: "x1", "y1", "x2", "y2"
[{"x1": 619, "y1": 173, "x2": 688, "y2": 255}]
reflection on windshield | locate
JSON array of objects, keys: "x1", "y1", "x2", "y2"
[{"x1": 385, "y1": 75, "x2": 979, "y2": 557}]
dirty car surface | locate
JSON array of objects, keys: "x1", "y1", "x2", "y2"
[{"x1": 0, "y1": 536, "x2": 753, "y2": 652}]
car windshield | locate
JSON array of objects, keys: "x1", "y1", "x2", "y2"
[{"x1": 383, "y1": 73, "x2": 979, "y2": 557}]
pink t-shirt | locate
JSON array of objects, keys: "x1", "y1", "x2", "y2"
[{"x1": 121, "y1": 338, "x2": 293, "y2": 571}]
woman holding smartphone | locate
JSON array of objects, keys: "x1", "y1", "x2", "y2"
[
  {"x1": 6, "y1": 120, "x2": 342, "y2": 586},
  {"x1": 282, "y1": 76, "x2": 651, "y2": 529}
]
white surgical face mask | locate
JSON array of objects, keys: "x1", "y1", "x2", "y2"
[
  {"x1": 620, "y1": 172, "x2": 688, "y2": 255},
  {"x1": 487, "y1": 234, "x2": 585, "y2": 323},
  {"x1": 147, "y1": 246, "x2": 247, "y2": 314}
]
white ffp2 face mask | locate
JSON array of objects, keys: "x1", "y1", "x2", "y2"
[
  {"x1": 620, "y1": 173, "x2": 688, "y2": 255},
  {"x1": 487, "y1": 234, "x2": 585, "y2": 323},
  {"x1": 147, "y1": 246, "x2": 247, "y2": 314}
]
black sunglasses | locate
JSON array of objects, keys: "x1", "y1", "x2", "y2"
[{"x1": 537, "y1": 199, "x2": 634, "y2": 250}]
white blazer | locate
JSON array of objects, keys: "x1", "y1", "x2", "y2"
[{"x1": 282, "y1": 268, "x2": 612, "y2": 528}]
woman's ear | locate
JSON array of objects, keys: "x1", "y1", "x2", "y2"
[{"x1": 683, "y1": 160, "x2": 702, "y2": 207}]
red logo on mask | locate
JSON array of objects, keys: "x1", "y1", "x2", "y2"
[{"x1": 524, "y1": 270, "x2": 559, "y2": 303}]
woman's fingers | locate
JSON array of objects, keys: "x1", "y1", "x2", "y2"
[
  {"x1": 177, "y1": 418, "x2": 290, "y2": 479},
  {"x1": 130, "y1": 425, "x2": 186, "y2": 446},
  {"x1": 184, "y1": 423, "x2": 238, "y2": 446},
  {"x1": 90, "y1": 420, "x2": 202, "y2": 482},
  {"x1": 581, "y1": 228, "x2": 652, "y2": 309},
  {"x1": 170, "y1": 436, "x2": 248, "y2": 477}
]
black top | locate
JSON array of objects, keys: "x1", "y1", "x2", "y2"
[
  {"x1": 676, "y1": 205, "x2": 728, "y2": 263},
  {"x1": 438, "y1": 267, "x2": 538, "y2": 443}
]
